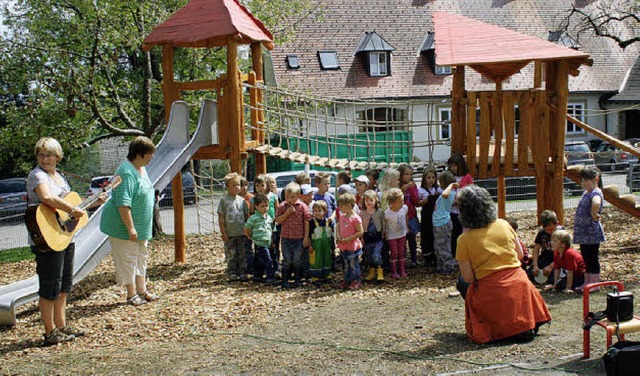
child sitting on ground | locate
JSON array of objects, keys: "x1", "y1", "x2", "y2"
[
  {"x1": 531, "y1": 210, "x2": 562, "y2": 285},
  {"x1": 244, "y1": 193, "x2": 275, "y2": 284},
  {"x1": 544, "y1": 230, "x2": 586, "y2": 293}
]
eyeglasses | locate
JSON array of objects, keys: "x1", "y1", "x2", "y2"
[{"x1": 37, "y1": 153, "x2": 57, "y2": 159}]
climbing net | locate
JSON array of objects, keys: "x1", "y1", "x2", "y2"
[{"x1": 244, "y1": 83, "x2": 450, "y2": 170}]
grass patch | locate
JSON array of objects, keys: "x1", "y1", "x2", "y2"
[{"x1": 0, "y1": 246, "x2": 34, "y2": 263}]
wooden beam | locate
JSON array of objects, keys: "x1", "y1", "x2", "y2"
[
  {"x1": 466, "y1": 91, "x2": 477, "y2": 177},
  {"x1": 533, "y1": 61, "x2": 543, "y2": 88},
  {"x1": 176, "y1": 79, "x2": 222, "y2": 91},
  {"x1": 227, "y1": 38, "x2": 242, "y2": 174},
  {"x1": 451, "y1": 66, "x2": 466, "y2": 155},
  {"x1": 251, "y1": 42, "x2": 267, "y2": 175}
]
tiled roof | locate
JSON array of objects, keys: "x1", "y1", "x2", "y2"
[
  {"x1": 143, "y1": 0, "x2": 273, "y2": 51},
  {"x1": 607, "y1": 55, "x2": 640, "y2": 103},
  {"x1": 270, "y1": 0, "x2": 639, "y2": 99}
]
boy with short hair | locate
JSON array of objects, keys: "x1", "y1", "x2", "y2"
[
  {"x1": 532, "y1": 210, "x2": 562, "y2": 285},
  {"x1": 244, "y1": 193, "x2": 275, "y2": 284},
  {"x1": 544, "y1": 230, "x2": 586, "y2": 293},
  {"x1": 337, "y1": 170, "x2": 354, "y2": 195},
  {"x1": 218, "y1": 173, "x2": 250, "y2": 282},
  {"x1": 313, "y1": 172, "x2": 336, "y2": 218},
  {"x1": 276, "y1": 182, "x2": 311, "y2": 288}
]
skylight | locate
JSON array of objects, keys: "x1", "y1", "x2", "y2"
[
  {"x1": 318, "y1": 51, "x2": 340, "y2": 70},
  {"x1": 286, "y1": 55, "x2": 300, "y2": 69}
]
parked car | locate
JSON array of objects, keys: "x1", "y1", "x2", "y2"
[
  {"x1": 0, "y1": 177, "x2": 28, "y2": 223},
  {"x1": 593, "y1": 141, "x2": 638, "y2": 171},
  {"x1": 628, "y1": 163, "x2": 640, "y2": 192},
  {"x1": 160, "y1": 171, "x2": 197, "y2": 207},
  {"x1": 564, "y1": 140, "x2": 595, "y2": 166},
  {"x1": 87, "y1": 176, "x2": 113, "y2": 197},
  {"x1": 269, "y1": 170, "x2": 338, "y2": 197}
]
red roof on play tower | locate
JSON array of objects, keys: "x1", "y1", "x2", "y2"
[
  {"x1": 432, "y1": 12, "x2": 589, "y2": 66},
  {"x1": 143, "y1": 0, "x2": 274, "y2": 51}
]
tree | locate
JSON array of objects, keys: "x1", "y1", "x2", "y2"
[
  {"x1": 566, "y1": 0, "x2": 640, "y2": 49},
  {"x1": 0, "y1": 0, "x2": 316, "y2": 178}
]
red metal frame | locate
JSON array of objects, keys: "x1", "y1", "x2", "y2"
[{"x1": 583, "y1": 281, "x2": 629, "y2": 359}]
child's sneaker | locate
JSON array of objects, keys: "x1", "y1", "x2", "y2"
[
  {"x1": 338, "y1": 280, "x2": 349, "y2": 289},
  {"x1": 391, "y1": 272, "x2": 401, "y2": 279},
  {"x1": 349, "y1": 281, "x2": 361, "y2": 290},
  {"x1": 59, "y1": 325, "x2": 85, "y2": 337},
  {"x1": 42, "y1": 328, "x2": 74, "y2": 346}
]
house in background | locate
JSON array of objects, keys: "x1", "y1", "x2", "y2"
[{"x1": 265, "y1": 0, "x2": 639, "y2": 164}]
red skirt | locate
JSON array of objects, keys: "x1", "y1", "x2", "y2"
[{"x1": 465, "y1": 267, "x2": 551, "y2": 344}]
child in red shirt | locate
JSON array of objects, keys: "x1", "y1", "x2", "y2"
[{"x1": 544, "y1": 229, "x2": 586, "y2": 293}]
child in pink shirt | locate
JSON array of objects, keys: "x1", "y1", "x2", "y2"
[{"x1": 336, "y1": 192, "x2": 364, "y2": 290}]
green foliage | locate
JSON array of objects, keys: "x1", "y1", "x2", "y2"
[
  {"x1": 0, "y1": 0, "x2": 317, "y2": 179},
  {"x1": 0, "y1": 247, "x2": 34, "y2": 264}
]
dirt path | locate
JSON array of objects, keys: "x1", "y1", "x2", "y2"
[{"x1": 1, "y1": 207, "x2": 638, "y2": 375}]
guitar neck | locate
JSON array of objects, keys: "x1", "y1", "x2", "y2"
[{"x1": 77, "y1": 183, "x2": 117, "y2": 211}]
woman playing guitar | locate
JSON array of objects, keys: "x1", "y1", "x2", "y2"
[{"x1": 26, "y1": 137, "x2": 106, "y2": 346}]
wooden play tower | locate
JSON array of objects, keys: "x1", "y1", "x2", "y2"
[
  {"x1": 432, "y1": 13, "x2": 592, "y2": 224},
  {"x1": 143, "y1": 0, "x2": 273, "y2": 261}
]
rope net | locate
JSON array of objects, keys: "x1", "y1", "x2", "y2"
[{"x1": 244, "y1": 83, "x2": 450, "y2": 170}]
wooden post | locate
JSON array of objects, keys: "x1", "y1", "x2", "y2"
[
  {"x1": 251, "y1": 42, "x2": 267, "y2": 175},
  {"x1": 161, "y1": 45, "x2": 186, "y2": 263},
  {"x1": 533, "y1": 61, "x2": 543, "y2": 89},
  {"x1": 451, "y1": 66, "x2": 466, "y2": 155},
  {"x1": 498, "y1": 174, "x2": 506, "y2": 218},
  {"x1": 227, "y1": 38, "x2": 242, "y2": 174},
  {"x1": 542, "y1": 61, "x2": 567, "y2": 225}
]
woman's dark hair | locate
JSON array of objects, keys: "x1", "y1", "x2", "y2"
[
  {"x1": 127, "y1": 136, "x2": 156, "y2": 161},
  {"x1": 457, "y1": 185, "x2": 497, "y2": 229},
  {"x1": 447, "y1": 153, "x2": 468, "y2": 177}
]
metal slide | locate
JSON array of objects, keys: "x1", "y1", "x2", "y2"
[{"x1": 0, "y1": 100, "x2": 218, "y2": 326}]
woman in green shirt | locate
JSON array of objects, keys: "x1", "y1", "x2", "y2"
[{"x1": 100, "y1": 136, "x2": 158, "y2": 306}]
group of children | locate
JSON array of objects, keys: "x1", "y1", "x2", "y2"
[{"x1": 218, "y1": 157, "x2": 606, "y2": 293}]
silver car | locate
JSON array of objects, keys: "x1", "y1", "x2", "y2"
[{"x1": 593, "y1": 141, "x2": 638, "y2": 171}]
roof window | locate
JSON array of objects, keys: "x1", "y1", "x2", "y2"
[
  {"x1": 548, "y1": 31, "x2": 581, "y2": 49},
  {"x1": 420, "y1": 31, "x2": 452, "y2": 76},
  {"x1": 286, "y1": 54, "x2": 300, "y2": 69},
  {"x1": 318, "y1": 51, "x2": 340, "y2": 70}
]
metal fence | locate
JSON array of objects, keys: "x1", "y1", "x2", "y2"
[{"x1": 1, "y1": 162, "x2": 638, "y2": 252}]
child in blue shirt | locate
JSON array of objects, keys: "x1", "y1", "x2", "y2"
[{"x1": 432, "y1": 171, "x2": 459, "y2": 275}]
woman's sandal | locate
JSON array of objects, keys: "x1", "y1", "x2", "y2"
[
  {"x1": 139, "y1": 290, "x2": 159, "y2": 302},
  {"x1": 126, "y1": 294, "x2": 147, "y2": 306}
]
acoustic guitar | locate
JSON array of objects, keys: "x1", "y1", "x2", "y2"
[{"x1": 25, "y1": 175, "x2": 121, "y2": 251}]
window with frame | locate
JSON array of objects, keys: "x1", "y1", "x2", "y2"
[
  {"x1": 439, "y1": 108, "x2": 452, "y2": 139},
  {"x1": 369, "y1": 52, "x2": 388, "y2": 76},
  {"x1": 567, "y1": 103, "x2": 585, "y2": 134},
  {"x1": 358, "y1": 107, "x2": 406, "y2": 132},
  {"x1": 286, "y1": 55, "x2": 300, "y2": 69},
  {"x1": 318, "y1": 51, "x2": 340, "y2": 70},
  {"x1": 435, "y1": 65, "x2": 452, "y2": 75}
]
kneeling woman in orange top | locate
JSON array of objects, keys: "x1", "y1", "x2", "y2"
[{"x1": 455, "y1": 185, "x2": 551, "y2": 344}]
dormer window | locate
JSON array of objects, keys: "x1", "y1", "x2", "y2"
[
  {"x1": 355, "y1": 32, "x2": 395, "y2": 77},
  {"x1": 318, "y1": 51, "x2": 340, "y2": 70},
  {"x1": 286, "y1": 55, "x2": 300, "y2": 69},
  {"x1": 420, "y1": 31, "x2": 452, "y2": 76},
  {"x1": 548, "y1": 31, "x2": 581, "y2": 49}
]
